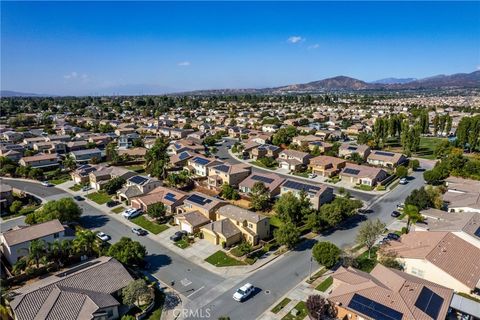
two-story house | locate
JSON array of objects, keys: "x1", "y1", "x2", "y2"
[
  {"x1": 239, "y1": 172, "x2": 285, "y2": 198},
  {"x1": 338, "y1": 143, "x2": 371, "y2": 159},
  {"x1": 186, "y1": 155, "x2": 222, "y2": 177},
  {"x1": 277, "y1": 150, "x2": 312, "y2": 172},
  {"x1": 88, "y1": 166, "x2": 136, "y2": 190},
  {"x1": 280, "y1": 180, "x2": 334, "y2": 210},
  {"x1": 131, "y1": 186, "x2": 187, "y2": 214},
  {"x1": 19, "y1": 153, "x2": 60, "y2": 169},
  {"x1": 70, "y1": 148, "x2": 102, "y2": 164},
  {"x1": 367, "y1": 150, "x2": 407, "y2": 168},
  {"x1": 207, "y1": 163, "x2": 251, "y2": 189},
  {"x1": 339, "y1": 163, "x2": 388, "y2": 187},
  {"x1": 117, "y1": 175, "x2": 162, "y2": 203},
  {"x1": 309, "y1": 155, "x2": 347, "y2": 177}
]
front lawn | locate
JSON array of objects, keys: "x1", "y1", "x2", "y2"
[
  {"x1": 86, "y1": 192, "x2": 112, "y2": 205},
  {"x1": 354, "y1": 184, "x2": 374, "y2": 191},
  {"x1": 271, "y1": 298, "x2": 292, "y2": 314},
  {"x1": 174, "y1": 239, "x2": 190, "y2": 249},
  {"x1": 131, "y1": 216, "x2": 170, "y2": 234},
  {"x1": 205, "y1": 251, "x2": 246, "y2": 267},
  {"x1": 111, "y1": 206, "x2": 125, "y2": 214},
  {"x1": 315, "y1": 276, "x2": 333, "y2": 292},
  {"x1": 282, "y1": 301, "x2": 307, "y2": 320},
  {"x1": 355, "y1": 247, "x2": 378, "y2": 272},
  {"x1": 251, "y1": 160, "x2": 278, "y2": 170},
  {"x1": 69, "y1": 184, "x2": 83, "y2": 191}
]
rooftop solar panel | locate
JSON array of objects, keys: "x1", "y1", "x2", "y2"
[
  {"x1": 347, "y1": 146, "x2": 358, "y2": 151},
  {"x1": 375, "y1": 151, "x2": 395, "y2": 157},
  {"x1": 130, "y1": 175, "x2": 148, "y2": 185},
  {"x1": 215, "y1": 165, "x2": 230, "y2": 173},
  {"x1": 179, "y1": 152, "x2": 190, "y2": 160},
  {"x1": 348, "y1": 294, "x2": 403, "y2": 320},
  {"x1": 165, "y1": 192, "x2": 177, "y2": 202},
  {"x1": 251, "y1": 175, "x2": 274, "y2": 184},
  {"x1": 188, "y1": 194, "x2": 212, "y2": 206},
  {"x1": 475, "y1": 227, "x2": 480, "y2": 238},
  {"x1": 283, "y1": 180, "x2": 320, "y2": 193},
  {"x1": 343, "y1": 168, "x2": 360, "y2": 175},
  {"x1": 414, "y1": 287, "x2": 443, "y2": 319},
  {"x1": 193, "y1": 157, "x2": 210, "y2": 165}
]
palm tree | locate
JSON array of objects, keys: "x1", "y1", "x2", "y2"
[
  {"x1": 28, "y1": 239, "x2": 46, "y2": 268},
  {"x1": 404, "y1": 204, "x2": 423, "y2": 233},
  {"x1": 62, "y1": 155, "x2": 77, "y2": 171},
  {"x1": 0, "y1": 295, "x2": 12, "y2": 320},
  {"x1": 73, "y1": 230, "x2": 97, "y2": 257}
]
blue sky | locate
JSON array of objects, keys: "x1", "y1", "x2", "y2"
[{"x1": 2, "y1": 1, "x2": 479, "y2": 95}]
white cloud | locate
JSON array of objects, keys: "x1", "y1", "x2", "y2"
[
  {"x1": 177, "y1": 61, "x2": 191, "y2": 67},
  {"x1": 308, "y1": 43, "x2": 320, "y2": 49},
  {"x1": 287, "y1": 36, "x2": 304, "y2": 44},
  {"x1": 64, "y1": 71, "x2": 78, "y2": 79}
]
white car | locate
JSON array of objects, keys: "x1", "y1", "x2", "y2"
[
  {"x1": 399, "y1": 178, "x2": 408, "y2": 185},
  {"x1": 81, "y1": 186, "x2": 92, "y2": 192},
  {"x1": 233, "y1": 283, "x2": 254, "y2": 302},
  {"x1": 308, "y1": 173, "x2": 317, "y2": 179},
  {"x1": 96, "y1": 232, "x2": 110, "y2": 242},
  {"x1": 41, "y1": 181, "x2": 52, "y2": 187},
  {"x1": 122, "y1": 208, "x2": 141, "y2": 219}
]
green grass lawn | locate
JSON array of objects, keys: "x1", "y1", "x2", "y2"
[
  {"x1": 293, "y1": 171, "x2": 310, "y2": 178},
  {"x1": 86, "y1": 192, "x2": 112, "y2": 205},
  {"x1": 282, "y1": 301, "x2": 307, "y2": 320},
  {"x1": 355, "y1": 247, "x2": 378, "y2": 272},
  {"x1": 269, "y1": 215, "x2": 283, "y2": 228},
  {"x1": 354, "y1": 184, "x2": 374, "y2": 191},
  {"x1": 174, "y1": 239, "x2": 190, "y2": 249},
  {"x1": 315, "y1": 276, "x2": 333, "y2": 292},
  {"x1": 131, "y1": 216, "x2": 170, "y2": 234},
  {"x1": 69, "y1": 184, "x2": 83, "y2": 191},
  {"x1": 111, "y1": 206, "x2": 125, "y2": 214},
  {"x1": 415, "y1": 137, "x2": 447, "y2": 160},
  {"x1": 124, "y1": 164, "x2": 146, "y2": 173},
  {"x1": 49, "y1": 176, "x2": 70, "y2": 185},
  {"x1": 205, "y1": 251, "x2": 246, "y2": 267},
  {"x1": 251, "y1": 160, "x2": 278, "y2": 170},
  {"x1": 306, "y1": 267, "x2": 327, "y2": 284},
  {"x1": 271, "y1": 298, "x2": 292, "y2": 314}
]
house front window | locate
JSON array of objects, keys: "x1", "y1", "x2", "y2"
[{"x1": 54, "y1": 233, "x2": 59, "y2": 238}]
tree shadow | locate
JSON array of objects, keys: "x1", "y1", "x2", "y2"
[
  {"x1": 294, "y1": 238, "x2": 316, "y2": 252},
  {"x1": 80, "y1": 214, "x2": 109, "y2": 228},
  {"x1": 336, "y1": 215, "x2": 367, "y2": 231},
  {"x1": 144, "y1": 253, "x2": 173, "y2": 272}
]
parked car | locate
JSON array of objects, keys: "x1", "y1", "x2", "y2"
[
  {"x1": 73, "y1": 195, "x2": 84, "y2": 201},
  {"x1": 96, "y1": 232, "x2": 110, "y2": 242},
  {"x1": 308, "y1": 173, "x2": 317, "y2": 179},
  {"x1": 131, "y1": 227, "x2": 148, "y2": 236},
  {"x1": 391, "y1": 210, "x2": 401, "y2": 217},
  {"x1": 170, "y1": 231, "x2": 188, "y2": 242},
  {"x1": 387, "y1": 233, "x2": 400, "y2": 241},
  {"x1": 81, "y1": 186, "x2": 92, "y2": 192},
  {"x1": 233, "y1": 283, "x2": 255, "y2": 302},
  {"x1": 106, "y1": 200, "x2": 120, "y2": 208},
  {"x1": 122, "y1": 208, "x2": 142, "y2": 219},
  {"x1": 397, "y1": 203, "x2": 405, "y2": 210},
  {"x1": 399, "y1": 178, "x2": 408, "y2": 185},
  {"x1": 41, "y1": 181, "x2": 52, "y2": 187}
]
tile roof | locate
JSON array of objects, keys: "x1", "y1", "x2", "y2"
[
  {"x1": 2, "y1": 220, "x2": 65, "y2": 247},
  {"x1": 202, "y1": 219, "x2": 242, "y2": 238},
  {"x1": 217, "y1": 204, "x2": 267, "y2": 224},
  {"x1": 239, "y1": 172, "x2": 285, "y2": 192}
]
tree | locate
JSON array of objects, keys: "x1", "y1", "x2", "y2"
[
  {"x1": 274, "y1": 191, "x2": 311, "y2": 226},
  {"x1": 122, "y1": 279, "x2": 152, "y2": 306},
  {"x1": 9, "y1": 200, "x2": 23, "y2": 214},
  {"x1": 272, "y1": 126, "x2": 297, "y2": 146},
  {"x1": 306, "y1": 295, "x2": 337, "y2": 320},
  {"x1": 107, "y1": 237, "x2": 147, "y2": 267},
  {"x1": 147, "y1": 202, "x2": 166, "y2": 221},
  {"x1": 164, "y1": 171, "x2": 192, "y2": 188},
  {"x1": 404, "y1": 204, "x2": 423, "y2": 233},
  {"x1": 395, "y1": 166, "x2": 408, "y2": 178},
  {"x1": 356, "y1": 219, "x2": 386, "y2": 259},
  {"x1": 312, "y1": 241, "x2": 341, "y2": 269},
  {"x1": 26, "y1": 197, "x2": 82, "y2": 224},
  {"x1": 103, "y1": 177, "x2": 125, "y2": 194},
  {"x1": 145, "y1": 137, "x2": 169, "y2": 179},
  {"x1": 12, "y1": 257, "x2": 27, "y2": 275},
  {"x1": 349, "y1": 152, "x2": 364, "y2": 164},
  {"x1": 274, "y1": 221, "x2": 300, "y2": 249},
  {"x1": 28, "y1": 239, "x2": 46, "y2": 268},
  {"x1": 409, "y1": 159, "x2": 420, "y2": 171},
  {"x1": 106, "y1": 142, "x2": 119, "y2": 164},
  {"x1": 73, "y1": 229, "x2": 98, "y2": 257},
  {"x1": 62, "y1": 155, "x2": 77, "y2": 171},
  {"x1": 405, "y1": 187, "x2": 433, "y2": 210},
  {"x1": 220, "y1": 183, "x2": 240, "y2": 200},
  {"x1": 249, "y1": 182, "x2": 271, "y2": 211}
]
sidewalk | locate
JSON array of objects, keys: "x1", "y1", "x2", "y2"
[{"x1": 227, "y1": 149, "x2": 385, "y2": 195}]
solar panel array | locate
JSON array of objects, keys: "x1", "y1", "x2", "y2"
[
  {"x1": 179, "y1": 152, "x2": 191, "y2": 160},
  {"x1": 348, "y1": 294, "x2": 403, "y2": 320},
  {"x1": 188, "y1": 194, "x2": 212, "y2": 206},
  {"x1": 347, "y1": 146, "x2": 358, "y2": 151},
  {"x1": 474, "y1": 227, "x2": 480, "y2": 238},
  {"x1": 283, "y1": 180, "x2": 320, "y2": 193},
  {"x1": 375, "y1": 151, "x2": 395, "y2": 157},
  {"x1": 193, "y1": 157, "x2": 210, "y2": 165},
  {"x1": 215, "y1": 164, "x2": 230, "y2": 173},
  {"x1": 251, "y1": 175, "x2": 274, "y2": 184},
  {"x1": 414, "y1": 287, "x2": 444, "y2": 319},
  {"x1": 165, "y1": 192, "x2": 177, "y2": 202},
  {"x1": 130, "y1": 176, "x2": 148, "y2": 185},
  {"x1": 343, "y1": 168, "x2": 360, "y2": 175}
]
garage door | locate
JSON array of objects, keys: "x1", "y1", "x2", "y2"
[
  {"x1": 180, "y1": 222, "x2": 193, "y2": 234},
  {"x1": 203, "y1": 231, "x2": 218, "y2": 245}
]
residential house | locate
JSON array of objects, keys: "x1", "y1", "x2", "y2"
[
  {"x1": 23, "y1": 136, "x2": 46, "y2": 149},
  {"x1": 177, "y1": 192, "x2": 225, "y2": 221},
  {"x1": 174, "y1": 210, "x2": 211, "y2": 234},
  {"x1": 277, "y1": 150, "x2": 311, "y2": 172},
  {"x1": 239, "y1": 172, "x2": 285, "y2": 197},
  {"x1": 280, "y1": 180, "x2": 334, "y2": 210},
  {"x1": 117, "y1": 133, "x2": 140, "y2": 149},
  {"x1": 19, "y1": 153, "x2": 60, "y2": 169},
  {"x1": 2, "y1": 131, "x2": 23, "y2": 143},
  {"x1": 46, "y1": 134, "x2": 71, "y2": 143},
  {"x1": 261, "y1": 124, "x2": 278, "y2": 133},
  {"x1": 169, "y1": 150, "x2": 195, "y2": 168},
  {"x1": 89, "y1": 166, "x2": 136, "y2": 190},
  {"x1": 367, "y1": 150, "x2": 407, "y2": 168},
  {"x1": 70, "y1": 164, "x2": 100, "y2": 184},
  {"x1": 0, "y1": 184, "x2": 14, "y2": 214},
  {"x1": 118, "y1": 147, "x2": 147, "y2": 162},
  {"x1": 291, "y1": 134, "x2": 323, "y2": 147},
  {"x1": 339, "y1": 163, "x2": 388, "y2": 187},
  {"x1": 307, "y1": 140, "x2": 332, "y2": 153},
  {"x1": 167, "y1": 139, "x2": 205, "y2": 155},
  {"x1": 131, "y1": 186, "x2": 187, "y2": 214},
  {"x1": 384, "y1": 231, "x2": 480, "y2": 295},
  {"x1": 0, "y1": 148, "x2": 22, "y2": 162},
  {"x1": 10, "y1": 256, "x2": 134, "y2": 320},
  {"x1": 345, "y1": 123, "x2": 365, "y2": 136},
  {"x1": 170, "y1": 128, "x2": 194, "y2": 139},
  {"x1": 207, "y1": 163, "x2": 251, "y2": 189},
  {"x1": 66, "y1": 140, "x2": 88, "y2": 152},
  {"x1": 309, "y1": 155, "x2": 347, "y2": 177},
  {"x1": 70, "y1": 148, "x2": 102, "y2": 164},
  {"x1": 186, "y1": 155, "x2": 222, "y2": 177},
  {"x1": 89, "y1": 135, "x2": 112, "y2": 148},
  {"x1": 246, "y1": 144, "x2": 281, "y2": 161},
  {"x1": 117, "y1": 175, "x2": 162, "y2": 203},
  {"x1": 443, "y1": 177, "x2": 480, "y2": 213},
  {"x1": 114, "y1": 127, "x2": 136, "y2": 136},
  {"x1": 339, "y1": 143, "x2": 371, "y2": 159},
  {"x1": 0, "y1": 220, "x2": 71, "y2": 265},
  {"x1": 201, "y1": 204, "x2": 270, "y2": 246},
  {"x1": 329, "y1": 264, "x2": 453, "y2": 320}
]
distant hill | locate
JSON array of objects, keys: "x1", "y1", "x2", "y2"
[
  {"x1": 1, "y1": 90, "x2": 52, "y2": 97},
  {"x1": 371, "y1": 78, "x2": 416, "y2": 84}
]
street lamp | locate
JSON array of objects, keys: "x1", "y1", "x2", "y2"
[{"x1": 309, "y1": 255, "x2": 313, "y2": 281}]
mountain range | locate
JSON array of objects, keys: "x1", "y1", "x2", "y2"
[{"x1": 2, "y1": 71, "x2": 479, "y2": 97}]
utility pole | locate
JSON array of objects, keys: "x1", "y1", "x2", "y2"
[{"x1": 309, "y1": 255, "x2": 313, "y2": 280}]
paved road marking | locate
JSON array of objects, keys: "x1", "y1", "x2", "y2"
[
  {"x1": 186, "y1": 285, "x2": 205, "y2": 298},
  {"x1": 181, "y1": 278, "x2": 192, "y2": 286}
]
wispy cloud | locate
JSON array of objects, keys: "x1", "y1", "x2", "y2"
[
  {"x1": 64, "y1": 71, "x2": 89, "y2": 83},
  {"x1": 64, "y1": 71, "x2": 78, "y2": 79},
  {"x1": 177, "y1": 61, "x2": 191, "y2": 67},
  {"x1": 287, "y1": 36, "x2": 304, "y2": 44},
  {"x1": 308, "y1": 43, "x2": 320, "y2": 49}
]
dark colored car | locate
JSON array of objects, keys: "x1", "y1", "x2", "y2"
[
  {"x1": 131, "y1": 227, "x2": 148, "y2": 236},
  {"x1": 170, "y1": 231, "x2": 188, "y2": 242},
  {"x1": 391, "y1": 210, "x2": 401, "y2": 217},
  {"x1": 73, "y1": 195, "x2": 85, "y2": 201},
  {"x1": 387, "y1": 233, "x2": 400, "y2": 241},
  {"x1": 106, "y1": 200, "x2": 120, "y2": 208}
]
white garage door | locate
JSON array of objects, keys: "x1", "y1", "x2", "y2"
[{"x1": 180, "y1": 222, "x2": 193, "y2": 234}]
